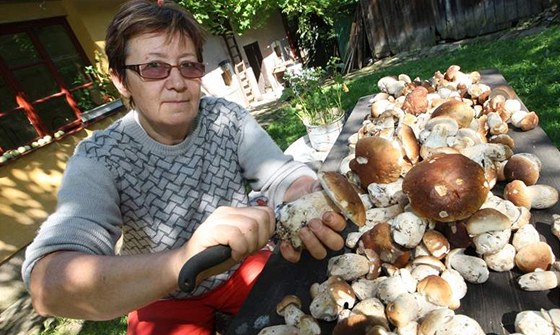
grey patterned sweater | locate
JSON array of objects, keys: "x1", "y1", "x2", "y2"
[{"x1": 22, "y1": 97, "x2": 315, "y2": 298}]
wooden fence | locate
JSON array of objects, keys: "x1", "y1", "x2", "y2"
[{"x1": 345, "y1": 0, "x2": 553, "y2": 71}]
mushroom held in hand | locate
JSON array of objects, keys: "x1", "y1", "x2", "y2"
[
  {"x1": 402, "y1": 153, "x2": 490, "y2": 222},
  {"x1": 276, "y1": 171, "x2": 366, "y2": 248}
]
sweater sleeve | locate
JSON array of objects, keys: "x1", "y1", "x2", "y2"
[
  {"x1": 21, "y1": 155, "x2": 123, "y2": 290},
  {"x1": 238, "y1": 113, "x2": 316, "y2": 207}
]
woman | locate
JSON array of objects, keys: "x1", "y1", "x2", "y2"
[{"x1": 22, "y1": 1, "x2": 346, "y2": 334}]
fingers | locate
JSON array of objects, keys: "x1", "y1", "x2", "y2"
[
  {"x1": 191, "y1": 206, "x2": 275, "y2": 261},
  {"x1": 279, "y1": 241, "x2": 301, "y2": 263},
  {"x1": 322, "y1": 211, "x2": 347, "y2": 232}
]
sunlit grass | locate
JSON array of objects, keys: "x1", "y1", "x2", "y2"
[{"x1": 267, "y1": 25, "x2": 560, "y2": 149}]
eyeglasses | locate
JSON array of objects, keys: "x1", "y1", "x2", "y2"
[{"x1": 124, "y1": 61, "x2": 205, "y2": 80}]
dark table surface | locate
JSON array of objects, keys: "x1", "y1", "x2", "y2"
[{"x1": 226, "y1": 69, "x2": 560, "y2": 335}]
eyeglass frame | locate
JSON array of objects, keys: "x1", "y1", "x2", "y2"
[{"x1": 123, "y1": 61, "x2": 206, "y2": 80}]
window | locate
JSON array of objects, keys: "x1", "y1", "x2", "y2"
[{"x1": 0, "y1": 17, "x2": 107, "y2": 154}]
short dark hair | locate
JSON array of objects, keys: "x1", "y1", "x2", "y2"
[{"x1": 105, "y1": 0, "x2": 206, "y2": 82}]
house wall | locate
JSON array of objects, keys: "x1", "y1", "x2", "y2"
[
  {"x1": 236, "y1": 11, "x2": 293, "y2": 95},
  {"x1": 0, "y1": 110, "x2": 127, "y2": 263}
]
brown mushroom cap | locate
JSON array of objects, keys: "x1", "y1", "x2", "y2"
[
  {"x1": 276, "y1": 295, "x2": 302, "y2": 316},
  {"x1": 319, "y1": 171, "x2": 366, "y2": 227},
  {"x1": 358, "y1": 222, "x2": 410, "y2": 267},
  {"x1": 402, "y1": 153, "x2": 490, "y2": 222},
  {"x1": 349, "y1": 136, "x2": 403, "y2": 187},
  {"x1": 431, "y1": 100, "x2": 475, "y2": 128},
  {"x1": 503, "y1": 154, "x2": 541, "y2": 185},
  {"x1": 503, "y1": 180, "x2": 531, "y2": 208},
  {"x1": 402, "y1": 86, "x2": 429, "y2": 115},
  {"x1": 417, "y1": 275, "x2": 456, "y2": 308},
  {"x1": 515, "y1": 241, "x2": 555, "y2": 273},
  {"x1": 332, "y1": 314, "x2": 371, "y2": 335}
]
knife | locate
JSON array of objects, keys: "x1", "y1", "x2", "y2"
[{"x1": 178, "y1": 244, "x2": 232, "y2": 293}]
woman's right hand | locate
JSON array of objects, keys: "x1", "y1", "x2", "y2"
[{"x1": 180, "y1": 206, "x2": 275, "y2": 265}]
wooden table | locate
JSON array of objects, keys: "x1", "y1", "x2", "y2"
[{"x1": 226, "y1": 69, "x2": 560, "y2": 335}]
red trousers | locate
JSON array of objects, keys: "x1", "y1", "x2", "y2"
[{"x1": 127, "y1": 250, "x2": 271, "y2": 335}]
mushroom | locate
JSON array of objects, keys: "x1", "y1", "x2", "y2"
[
  {"x1": 510, "y1": 110, "x2": 539, "y2": 131},
  {"x1": 434, "y1": 314, "x2": 485, "y2": 335},
  {"x1": 465, "y1": 208, "x2": 511, "y2": 236},
  {"x1": 430, "y1": 99, "x2": 475, "y2": 129},
  {"x1": 276, "y1": 295, "x2": 321, "y2": 335},
  {"x1": 367, "y1": 178, "x2": 407, "y2": 208},
  {"x1": 258, "y1": 325, "x2": 299, "y2": 335},
  {"x1": 402, "y1": 153, "x2": 490, "y2": 222},
  {"x1": 402, "y1": 86, "x2": 429, "y2": 115},
  {"x1": 518, "y1": 269, "x2": 560, "y2": 291},
  {"x1": 332, "y1": 314, "x2": 376, "y2": 335},
  {"x1": 390, "y1": 211, "x2": 428, "y2": 249},
  {"x1": 309, "y1": 276, "x2": 356, "y2": 322},
  {"x1": 350, "y1": 297, "x2": 390, "y2": 330},
  {"x1": 503, "y1": 179, "x2": 559, "y2": 209},
  {"x1": 385, "y1": 292, "x2": 439, "y2": 329},
  {"x1": 483, "y1": 243, "x2": 516, "y2": 272},
  {"x1": 276, "y1": 171, "x2": 366, "y2": 248},
  {"x1": 376, "y1": 268, "x2": 417, "y2": 305},
  {"x1": 419, "y1": 116, "x2": 459, "y2": 159},
  {"x1": 421, "y1": 230, "x2": 451, "y2": 259},
  {"x1": 514, "y1": 241, "x2": 555, "y2": 273},
  {"x1": 503, "y1": 153, "x2": 542, "y2": 185},
  {"x1": 416, "y1": 275, "x2": 459, "y2": 309},
  {"x1": 408, "y1": 256, "x2": 446, "y2": 282},
  {"x1": 511, "y1": 223, "x2": 541, "y2": 251},
  {"x1": 328, "y1": 253, "x2": 370, "y2": 281},
  {"x1": 445, "y1": 248, "x2": 489, "y2": 284},
  {"x1": 364, "y1": 204, "x2": 404, "y2": 228},
  {"x1": 358, "y1": 222, "x2": 411, "y2": 267},
  {"x1": 349, "y1": 136, "x2": 404, "y2": 187},
  {"x1": 515, "y1": 310, "x2": 555, "y2": 335},
  {"x1": 552, "y1": 214, "x2": 560, "y2": 241}
]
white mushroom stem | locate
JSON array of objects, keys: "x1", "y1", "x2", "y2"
[
  {"x1": 483, "y1": 243, "x2": 516, "y2": 272},
  {"x1": 364, "y1": 204, "x2": 404, "y2": 229},
  {"x1": 385, "y1": 292, "x2": 439, "y2": 328},
  {"x1": 518, "y1": 270, "x2": 560, "y2": 291},
  {"x1": 512, "y1": 224, "x2": 541, "y2": 251},
  {"x1": 276, "y1": 191, "x2": 334, "y2": 248},
  {"x1": 367, "y1": 178, "x2": 407, "y2": 208},
  {"x1": 328, "y1": 253, "x2": 370, "y2": 281},
  {"x1": 515, "y1": 310, "x2": 555, "y2": 335},
  {"x1": 258, "y1": 325, "x2": 299, "y2": 335},
  {"x1": 391, "y1": 211, "x2": 428, "y2": 249},
  {"x1": 504, "y1": 180, "x2": 559, "y2": 210},
  {"x1": 445, "y1": 248, "x2": 490, "y2": 284}
]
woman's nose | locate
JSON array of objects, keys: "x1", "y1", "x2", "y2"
[{"x1": 165, "y1": 67, "x2": 188, "y2": 90}]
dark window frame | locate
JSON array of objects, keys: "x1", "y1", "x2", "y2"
[{"x1": 0, "y1": 16, "x2": 109, "y2": 157}]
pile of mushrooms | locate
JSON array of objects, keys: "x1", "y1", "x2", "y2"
[{"x1": 259, "y1": 65, "x2": 559, "y2": 335}]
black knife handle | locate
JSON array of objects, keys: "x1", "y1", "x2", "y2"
[{"x1": 178, "y1": 244, "x2": 232, "y2": 293}]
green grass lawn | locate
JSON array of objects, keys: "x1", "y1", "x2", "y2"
[{"x1": 38, "y1": 23, "x2": 560, "y2": 335}]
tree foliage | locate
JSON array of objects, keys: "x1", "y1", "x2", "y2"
[
  {"x1": 176, "y1": 0, "x2": 277, "y2": 35},
  {"x1": 176, "y1": 0, "x2": 358, "y2": 66}
]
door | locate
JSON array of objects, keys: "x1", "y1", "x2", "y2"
[{"x1": 243, "y1": 42, "x2": 263, "y2": 82}]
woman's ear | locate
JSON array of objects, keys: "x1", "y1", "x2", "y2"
[{"x1": 110, "y1": 70, "x2": 131, "y2": 98}]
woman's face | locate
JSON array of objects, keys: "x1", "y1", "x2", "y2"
[{"x1": 113, "y1": 31, "x2": 202, "y2": 145}]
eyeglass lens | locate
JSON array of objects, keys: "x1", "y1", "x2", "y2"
[{"x1": 139, "y1": 62, "x2": 204, "y2": 79}]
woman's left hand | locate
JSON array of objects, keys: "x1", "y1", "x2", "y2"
[{"x1": 279, "y1": 210, "x2": 346, "y2": 262}]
